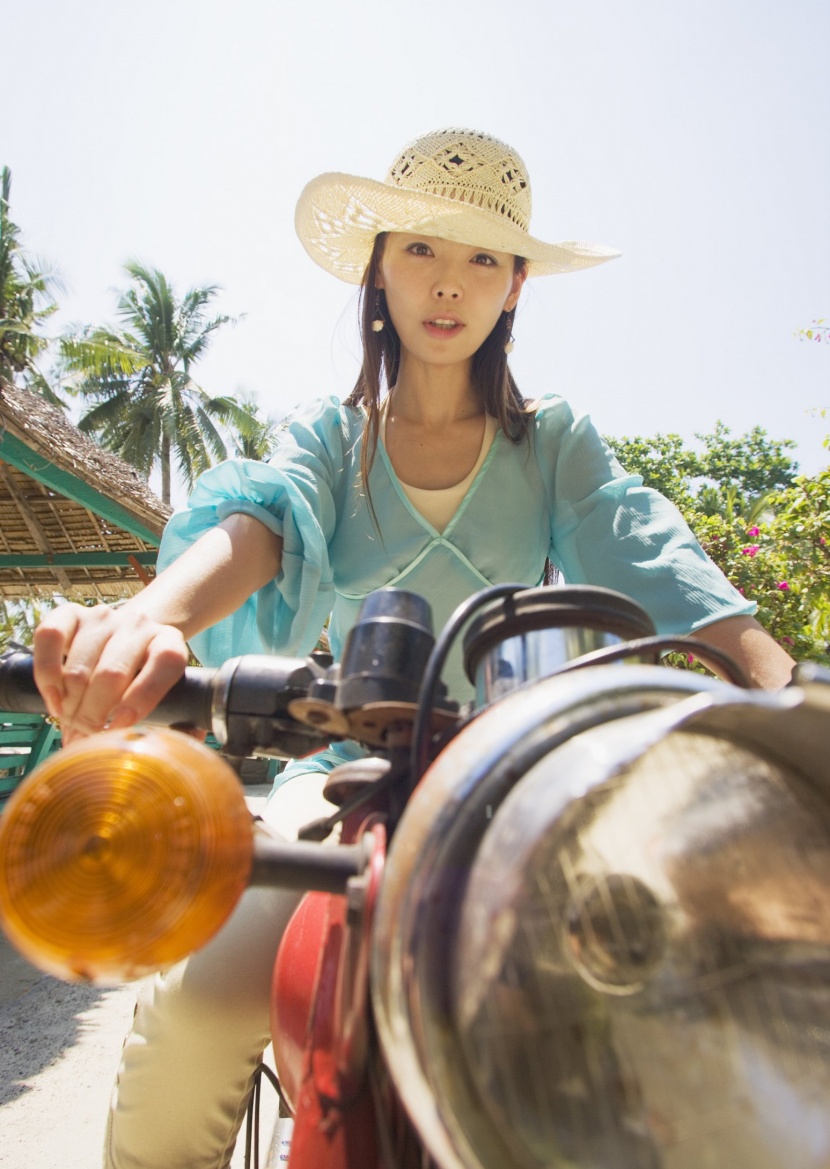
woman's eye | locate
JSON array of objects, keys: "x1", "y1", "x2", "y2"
[
  {"x1": 472, "y1": 253, "x2": 497, "y2": 267},
  {"x1": 406, "y1": 242, "x2": 432, "y2": 256}
]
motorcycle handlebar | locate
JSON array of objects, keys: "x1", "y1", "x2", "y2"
[
  {"x1": 0, "y1": 651, "x2": 45, "y2": 715},
  {"x1": 0, "y1": 650, "x2": 217, "y2": 730},
  {"x1": 0, "y1": 651, "x2": 330, "y2": 760}
]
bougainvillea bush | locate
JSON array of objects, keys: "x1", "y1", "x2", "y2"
[
  {"x1": 607, "y1": 427, "x2": 830, "y2": 669},
  {"x1": 690, "y1": 471, "x2": 830, "y2": 665}
]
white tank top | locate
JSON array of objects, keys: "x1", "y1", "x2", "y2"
[{"x1": 381, "y1": 408, "x2": 499, "y2": 533}]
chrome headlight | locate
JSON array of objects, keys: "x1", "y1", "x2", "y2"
[{"x1": 372, "y1": 665, "x2": 830, "y2": 1169}]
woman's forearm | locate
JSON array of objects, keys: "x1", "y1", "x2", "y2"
[
  {"x1": 692, "y1": 614, "x2": 795, "y2": 690},
  {"x1": 125, "y1": 514, "x2": 284, "y2": 640}
]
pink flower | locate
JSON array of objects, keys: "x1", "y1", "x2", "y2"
[
  {"x1": 738, "y1": 587, "x2": 745, "y2": 594},
  {"x1": 686, "y1": 654, "x2": 695, "y2": 665},
  {"x1": 821, "y1": 537, "x2": 827, "y2": 546},
  {"x1": 741, "y1": 545, "x2": 759, "y2": 557},
  {"x1": 780, "y1": 636, "x2": 794, "y2": 646},
  {"x1": 747, "y1": 526, "x2": 760, "y2": 537},
  {"x1": 777, "y1": 581, "x2": 789, "y2": 591}
]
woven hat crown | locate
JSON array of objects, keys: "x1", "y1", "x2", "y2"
[
  {"x1": 294, "y1": 126, "x2": 620, "y2": 283},
  {"x1": 384, "y1": 129, "x2": 533, "y2": 234}
]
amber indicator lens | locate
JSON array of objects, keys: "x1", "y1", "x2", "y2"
[{"x1": 0, "y1": 728, "x2": 253, "y2": 984}]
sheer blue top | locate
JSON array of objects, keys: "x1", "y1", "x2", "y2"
[{"x1": 159, "y1": 393, "x2": 754, "y2": 700}]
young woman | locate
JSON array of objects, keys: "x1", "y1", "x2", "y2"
[{"x1": 33, "y1": 128, "x2": 794, "y2": 1168}]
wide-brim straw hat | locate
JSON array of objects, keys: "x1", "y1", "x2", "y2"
[{"x1": 295, "y1": 128, "x2": 620, "y2": 285}]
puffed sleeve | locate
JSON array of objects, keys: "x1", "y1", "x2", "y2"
[
  {"x1": 533, "y1": 395, "x2": 756, "y2": 634},
  {"x1": 157, "y1": 396, "x2": 349, "y2": 666}
]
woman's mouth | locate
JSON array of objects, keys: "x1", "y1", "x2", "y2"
[{"x1": 423, "y1": 317, "x2": 464, "y2": 338}]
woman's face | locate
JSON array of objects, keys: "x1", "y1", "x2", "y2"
[{"x1": 377, "y1": 233, "x2": 525, "y2": 370}]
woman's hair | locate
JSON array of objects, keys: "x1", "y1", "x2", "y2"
[{"x1": 345, "y1": 233, "x2": 531, "y2": 513}]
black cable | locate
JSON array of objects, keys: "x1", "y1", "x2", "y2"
[
  {"x1": 410, "y1": 584, "x2": 526, "y2": 784},
  {"x1": 242, "y1": 1061, "x2": 292, "y2": 1169},
  {"x1": 253, "y1": 1067, "x2": 261, "y2": 1169},
  {"x1": 296, "y1": 767, "x2": 395, "y2": 842},
  {"x1": 410, "y1": 610, "x2": 752, "y2": 786}
]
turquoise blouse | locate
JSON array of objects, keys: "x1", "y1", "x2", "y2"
[{"x1": 158, "y1": 393, "x2": 754, "y2": 701}]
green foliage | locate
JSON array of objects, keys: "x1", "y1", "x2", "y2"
[
  {"x1": 689, "y1": 472, "x2": 830, "y2": 665},
  {"x1": 61, "y1": 262, "x2": 247, "y2": 504},
  {"x1": 607, "y1": 432, "x2": 700, "y2": 510},
  {"x1": 608, "y1": 424, "x2": 829, "y2": 667},
  {"x1": 0, "y1": 597, "x2": 58, "y2": 653},
  {"x1": 0, "y1": 167, "x2": 64, "y2": 401},
  {"x1": 797, "y1": 319, "x2": 828, "y2": 449},
  {"x1": 228, "y1": 392, "x2": 282, "y2": 461},
  {"x1": 607, "y1": 421, "x2": 798, "y2": 521},
  {"x1": 797, "y1": 318, "x2": 829, "y2": 343},
  {"x1": 695, "y1": 421, "x2": 797, "y2": 512}
]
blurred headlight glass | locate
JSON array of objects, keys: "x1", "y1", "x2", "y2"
[
  {"x1": 373, "y1": 669, "x2": 830, "y2": 1169},
  {"x1": 454, "y1": 727, "x2": 830, "y2": 1168}
]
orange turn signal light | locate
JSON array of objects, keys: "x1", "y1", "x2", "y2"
[{"x1": 0, "y1": 728, "x2": 253, "y2": 984}]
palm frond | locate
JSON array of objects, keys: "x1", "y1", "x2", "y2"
[
  {"x1": 59, "y1": 259, "x2": 235, "y2": 496},
  {"x1": 23, "y1": 366, "x2": 68, "y2": 408},
  {"x1": 193, "y1": 405, "x2": 230, "y2": 463},
  {"x1": 60, "y1": 330, "x2": 144, "y2": 377},
  {"x1": 0, "y1": 170, "x2": 61, "y2": 383}
]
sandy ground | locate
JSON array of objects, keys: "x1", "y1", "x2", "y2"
[
  {"x1": 0, "y1": 933, "x2": 137, "y2": 1169},
  {"x1": 0, "y1": 787, "x2": 278, "y2": 1169}
]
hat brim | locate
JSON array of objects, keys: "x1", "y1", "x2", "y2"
[{"x1": 295, "y1": 173, "x2": 621, "y2": 285}]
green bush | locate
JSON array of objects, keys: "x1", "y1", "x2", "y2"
[{"x1": 607, "y1": 426, "x2": 829, "y2": 666}]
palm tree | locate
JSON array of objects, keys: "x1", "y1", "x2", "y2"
[
  {"x1": 0, "y1": 597, "x2": 59, "y2": 652},
  {"x1": 61, "y1": 262, "x2": 246, "y2": 504},
  {"x1": 228, "y1": 392, "x2": 283, "y2": 461},
  {"x1": 0, "y1": 166, "x2": 63, "y2": 402}
]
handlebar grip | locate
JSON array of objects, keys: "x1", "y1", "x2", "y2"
[
  {"x1": 147, "y1": 668, "x2": 216, "y2": 731},
  {"x1": 0, "y1": 651, "x2": 216, "y2": 732},
  {"x1": 0, "y1": 652, "x2": 46, "y2": 714}
]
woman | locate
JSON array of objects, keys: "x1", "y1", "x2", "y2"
[{"x1": 33, "y1": 128, "x2": 794, "y2": 1168}]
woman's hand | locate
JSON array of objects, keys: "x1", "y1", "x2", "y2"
[
  {"x1": 33, "y1": 604, "x2": 190, "y2": 744},
  {"x1": 32, "y1": 513, "x2": 284, "y2": 743}
]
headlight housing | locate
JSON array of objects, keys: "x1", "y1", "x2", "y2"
[{"x1": 373, "y1": 666, "x2": 830, "y2": 1169}]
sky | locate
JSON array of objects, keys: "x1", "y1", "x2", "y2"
[{"x1": 4, "y1": 0, "x2": 829, "y2": 501}]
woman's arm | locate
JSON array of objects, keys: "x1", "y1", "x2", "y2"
[
  {"x1": 530, "y1": 402, "x2": 794, "y2": 691},
  {"x1": 691, "y1": 614, "x2": 795, "y2": 690},
  {"x1": 33, "y1": 514, "x2": 283, "y2": 741}
]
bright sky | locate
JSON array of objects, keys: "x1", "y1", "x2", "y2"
[{"x1": 5, "y1": 0, "x2": 829, "y2": 500}]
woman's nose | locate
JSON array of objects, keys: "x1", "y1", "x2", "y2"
[{"x1": 433, "y1": 260, "x2": 463, "y2": 300}]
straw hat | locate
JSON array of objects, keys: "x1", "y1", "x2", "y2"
[{"x1": 295, "y1": 128, "x2": 620, "y2": 285}]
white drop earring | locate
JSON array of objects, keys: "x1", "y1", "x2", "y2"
[{"x1": 372, "y1": 290, "x2": 386, "y2": 333}]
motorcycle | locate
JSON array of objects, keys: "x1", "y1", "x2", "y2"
[{"x1": 2, "y1": 583, "x2": 830, "y2": 1169}]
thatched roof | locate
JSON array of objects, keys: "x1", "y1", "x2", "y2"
[{"x1": 0, "y1": 380, "x2": 171, "y2": 601}]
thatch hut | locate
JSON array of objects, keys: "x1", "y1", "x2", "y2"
[
  {"x1": 0, "y1": 381, "x2": 170, "y2": 601},
  {"x1": 0, "y1": 381, "x2": 170, "y2": 800}
]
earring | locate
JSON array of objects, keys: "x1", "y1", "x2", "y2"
[
  {"x1": 372, "y1": 290, "x2": 385, "y2": 333},
  {"x1": 504, "y1": 308, "x2": 515, "y2": 354}
]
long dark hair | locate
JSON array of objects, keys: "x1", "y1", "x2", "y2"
[{"x1": 345, "y1": 233, "x2": 531, "y2": 512}]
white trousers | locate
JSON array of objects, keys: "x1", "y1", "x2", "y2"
[{"x1": 104, "y1": 775, "x2": 334, "y2": 1169}]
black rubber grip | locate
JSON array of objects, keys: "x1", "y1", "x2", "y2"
[
  {"x1": 0, "y1": 652, "x2": 216, "y2": 731},
  {"x1": 0, "y1": 652, "x2": 44, "y2": 714},
  {"x1": 147, "y1": 668, "x2": 216, "y2": 730}
]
